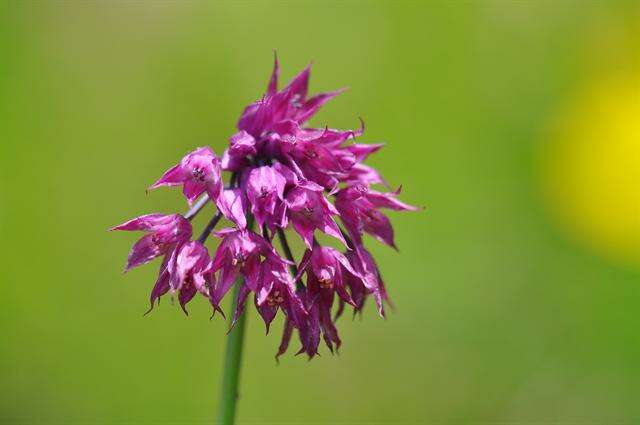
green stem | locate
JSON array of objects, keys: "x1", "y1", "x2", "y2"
[{"x1": 216, "y1": 282, "x2": 247, "y2": 425}]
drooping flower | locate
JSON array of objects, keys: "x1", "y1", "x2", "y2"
[
  {"x1": 244, "y1": 166, "x2": 287, "y2": 232},
  {"x1": 254, "y1": 256, "x2": 307, "y2": 333},
  {"x1": 335, "y1": 184, "x2": 419, "y2": 249},
  {"x1": 110, "y1": 213, "x2": 192, "y2": 271},
  {"x1": 291, "y1": 245, "x2": 367, "y2": 357},
  {"x1": 285, "y1": 181, "x2": 347, "y2": 249},
  {"x1": 345, "y1": 244, "x2": 390, "y2": 317},
  {"x1": 168, "y1": 241, "x2": 213, "y2": 314},
  {"x1": 296, "y1": 245, "x2": 362, "y2": 306},
  {"x1": 209, "y1": 228, "x2": 279, "y2": 311},
  {"x1": 149, "y1": 147, "x2": 223, "y2": 205}
]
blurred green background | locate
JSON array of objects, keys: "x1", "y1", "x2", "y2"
[{"x1": 2, "y1": 1, "x2": 640, "y2": 424}]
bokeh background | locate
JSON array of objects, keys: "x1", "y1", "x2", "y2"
[{"x1": 2, "y1": 1, "x2": 640, "y2": 424}]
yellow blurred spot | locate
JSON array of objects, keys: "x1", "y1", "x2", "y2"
[{"x1": 541, "y1": 73, "x2": 640, "y2": 266}]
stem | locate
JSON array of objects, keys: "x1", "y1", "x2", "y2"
[
  {"x1": 216, "y1": 215, "x2": 252, "y2": 425},
  {"x1": 338, "y1": 224, "x2": 355, "y2": 250},
  {"x1": 216, "y1": 280, "x2": 247, "y2": 425},
  {"x1": 276, "y1": 228, "x2": 304, "y2": 290},
  {"x1": 197, "y1": 212, "x2": 222, "y2": 243},
  {"x1": 185, "y1": 194, "x2": 210, "y2": 221}
]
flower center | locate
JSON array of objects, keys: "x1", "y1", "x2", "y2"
[
  {"x1": 267, "y1": 290, "x2": 284, "y2": 306},
  {"x1": 151, "y1": 234, "x2": 169, "y2": 251},
  {"x1": 231, "y1": 253, "x2": 246, "y2": 267},
  {"x1": 192, "y1": 167, "x2": 206, "y2": 182},
  {"x1": 317, "y1": 268, "x2": 333, "y2": 288}
]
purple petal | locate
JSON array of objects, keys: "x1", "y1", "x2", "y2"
[
  {"x1": 216, "y1": 189, "x2": 248, "y2": 229},
  {"x1": 295, "y1": 89, "x2": 345, "y2": 124},
  {"x1": 149, "y1": 164, "x2": 185, "y2": 189},
  {"x1": 110, "y1": 213, "x2": 168, "y2": 232},
  {"x1": 125, "y1": 234, "x2": 162, "y2": 271},
  {"x1": 267, "y1": 51, "x2": 280, "y2": 96}
]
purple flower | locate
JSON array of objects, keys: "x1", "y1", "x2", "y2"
[
  {"x1": 244, "y1": 166, "x2": 287, "y2": 232},
  {"x1": 210, "y1": 228, "x2": 278, "y2": 310},
  {"x1": 296, "y1": 245, "x2": 362, "y2": 306},
  {"x1": 149, "y1": 147, "x2": 223, "y2": 205},
  {"x1": 237, "y1": 54, "x2": 343, "y2": 139},
  {"x1": 345, "y1": 244, "x2": 390, "y2": 317},
  {"x1": 255, "y1": 256, "x2": 307, "y2": 333},
  {"x1": 285, "y1": 181, "x2": 347, "y2": 249},
  {"x1": 335, "y1": 184, "x2": 418, "y2": 249},
  {"x1": 217, "y1": 188, "x2": 248, "y2": 229},
  {"x1": 168, "y1": 241, "x2": 213, "y2": 314},
  {"x1": 110, "y1": 213, "x2": 192, "y2": 271},
  {"x1": 113, "y1": 56, "x2": 420, "y2": 359},
  {"x1": 291, "y1": 246, "x2": 368, "y2": 357}
]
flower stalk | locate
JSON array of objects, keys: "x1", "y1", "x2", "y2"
[{"x1": 217, "y1": 279, "x2": 247, "y2": 425}]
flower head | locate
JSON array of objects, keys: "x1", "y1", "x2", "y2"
[{"x1": 113, "y1": 56, "x2": 420, "y2": 358}]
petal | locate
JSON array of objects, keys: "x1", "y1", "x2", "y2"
[
  {"x1": 212, "y1": 265, "x2": 240, "y2": 305},
  {"x1": 294, "y1": 249, "x2": 313, "y2": 282},
  {"x1": 178, "y1": 284, "x2": 197, "y2": 315},
  {"x1": 363, "y1": 211, "x2": 396, "y2": 249},
  {"x1": 229, "y1": 284, "x2": 250, "y2": 331},
  {"x1": 319, "y1": 217, "x2": 349, "y2": 248},
  {"x1": 145, "y1": 260, "x2": 171, "y2": 314},
  {"x1": 255, "y1": 297, "x2": 278, "y2": 333},
  {"x1": 284, "y1": 64, "x2": 311, "y2": 100},
  {"x1": 344, "y1": 143, "x2": 384, "y2": 162},
  {"x1": 182, "y1": 180, "x2": 206, "y2": 205},
  {"x1": 276, "y1": 319, "x2": 295, "y2": 361},
  {"x1": 149, "y1": 163, "x2": 185, "y2": 189},
  {"x1": 367, "y1": 190, "x2": 420, "y2": 211},
  {"x1": 290, "y1": 217, "x2": 315, "y2": 249},
  {"x1": 267, "y1": 51, "x2": 279, "y2": 96},
  {"x1": 229, "y1": 131, "x2": 256, "y2": 157},
  {"x1": 216, "y1": 189, "x2": 248, "y2": 229},
  {"x1": 110, "y1": 213, "x2": 168, "y2": 232},
  {"x1": 125, "y1": 234, "x2": 162, "y2": 271},
  {"x1": 295, "y1": 89, "x2": 345, "y2": 124}
]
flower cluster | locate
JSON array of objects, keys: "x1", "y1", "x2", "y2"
[{"x1": 112, "y1": 56, "x2": 418, "y2": 358}]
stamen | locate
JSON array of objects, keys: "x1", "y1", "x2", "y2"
[{"x1": 192, "y1": 167, "x2": 205, "y2": 182}]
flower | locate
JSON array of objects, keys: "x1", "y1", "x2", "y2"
[
  {"x1": 149, "y1": 147, "x2": 223, "y2": 205},
  {"x1": 244, "y1": 166, "x2": 287, "y2": 232},
  {"x1": 335, "y1": 184, "x2": 419, "y2": 249},
  {"x1": 291, "y1": 246, "x2": 367, "y2": 357},
  {"x1": 209, "y1": 228, "x2": 279, "y2": 310},
  {"x1": 345, "y1": 244, "x2": 390, "y2": 317},
  {"x1": 113, "y1": 56, "x2": 419, "y2": 358},
  {"x1": 168, "y1": 241, "x2": 213, "y2": 314},
  {"x1": 237, "y1": 54, "x2": 343, "y2": 139},
  {"x1": 255, "y1": 256, "x2": 307, "y2": 333},
  {"x1": 296, "y1": 245, "x2": 362, "y2": 306},
  {"x1": 285, "y1": 180, "x2": 347, "y2": 249},
  {"x1": 110, "y1": 213, "x2": 192, "y2": 271}
]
